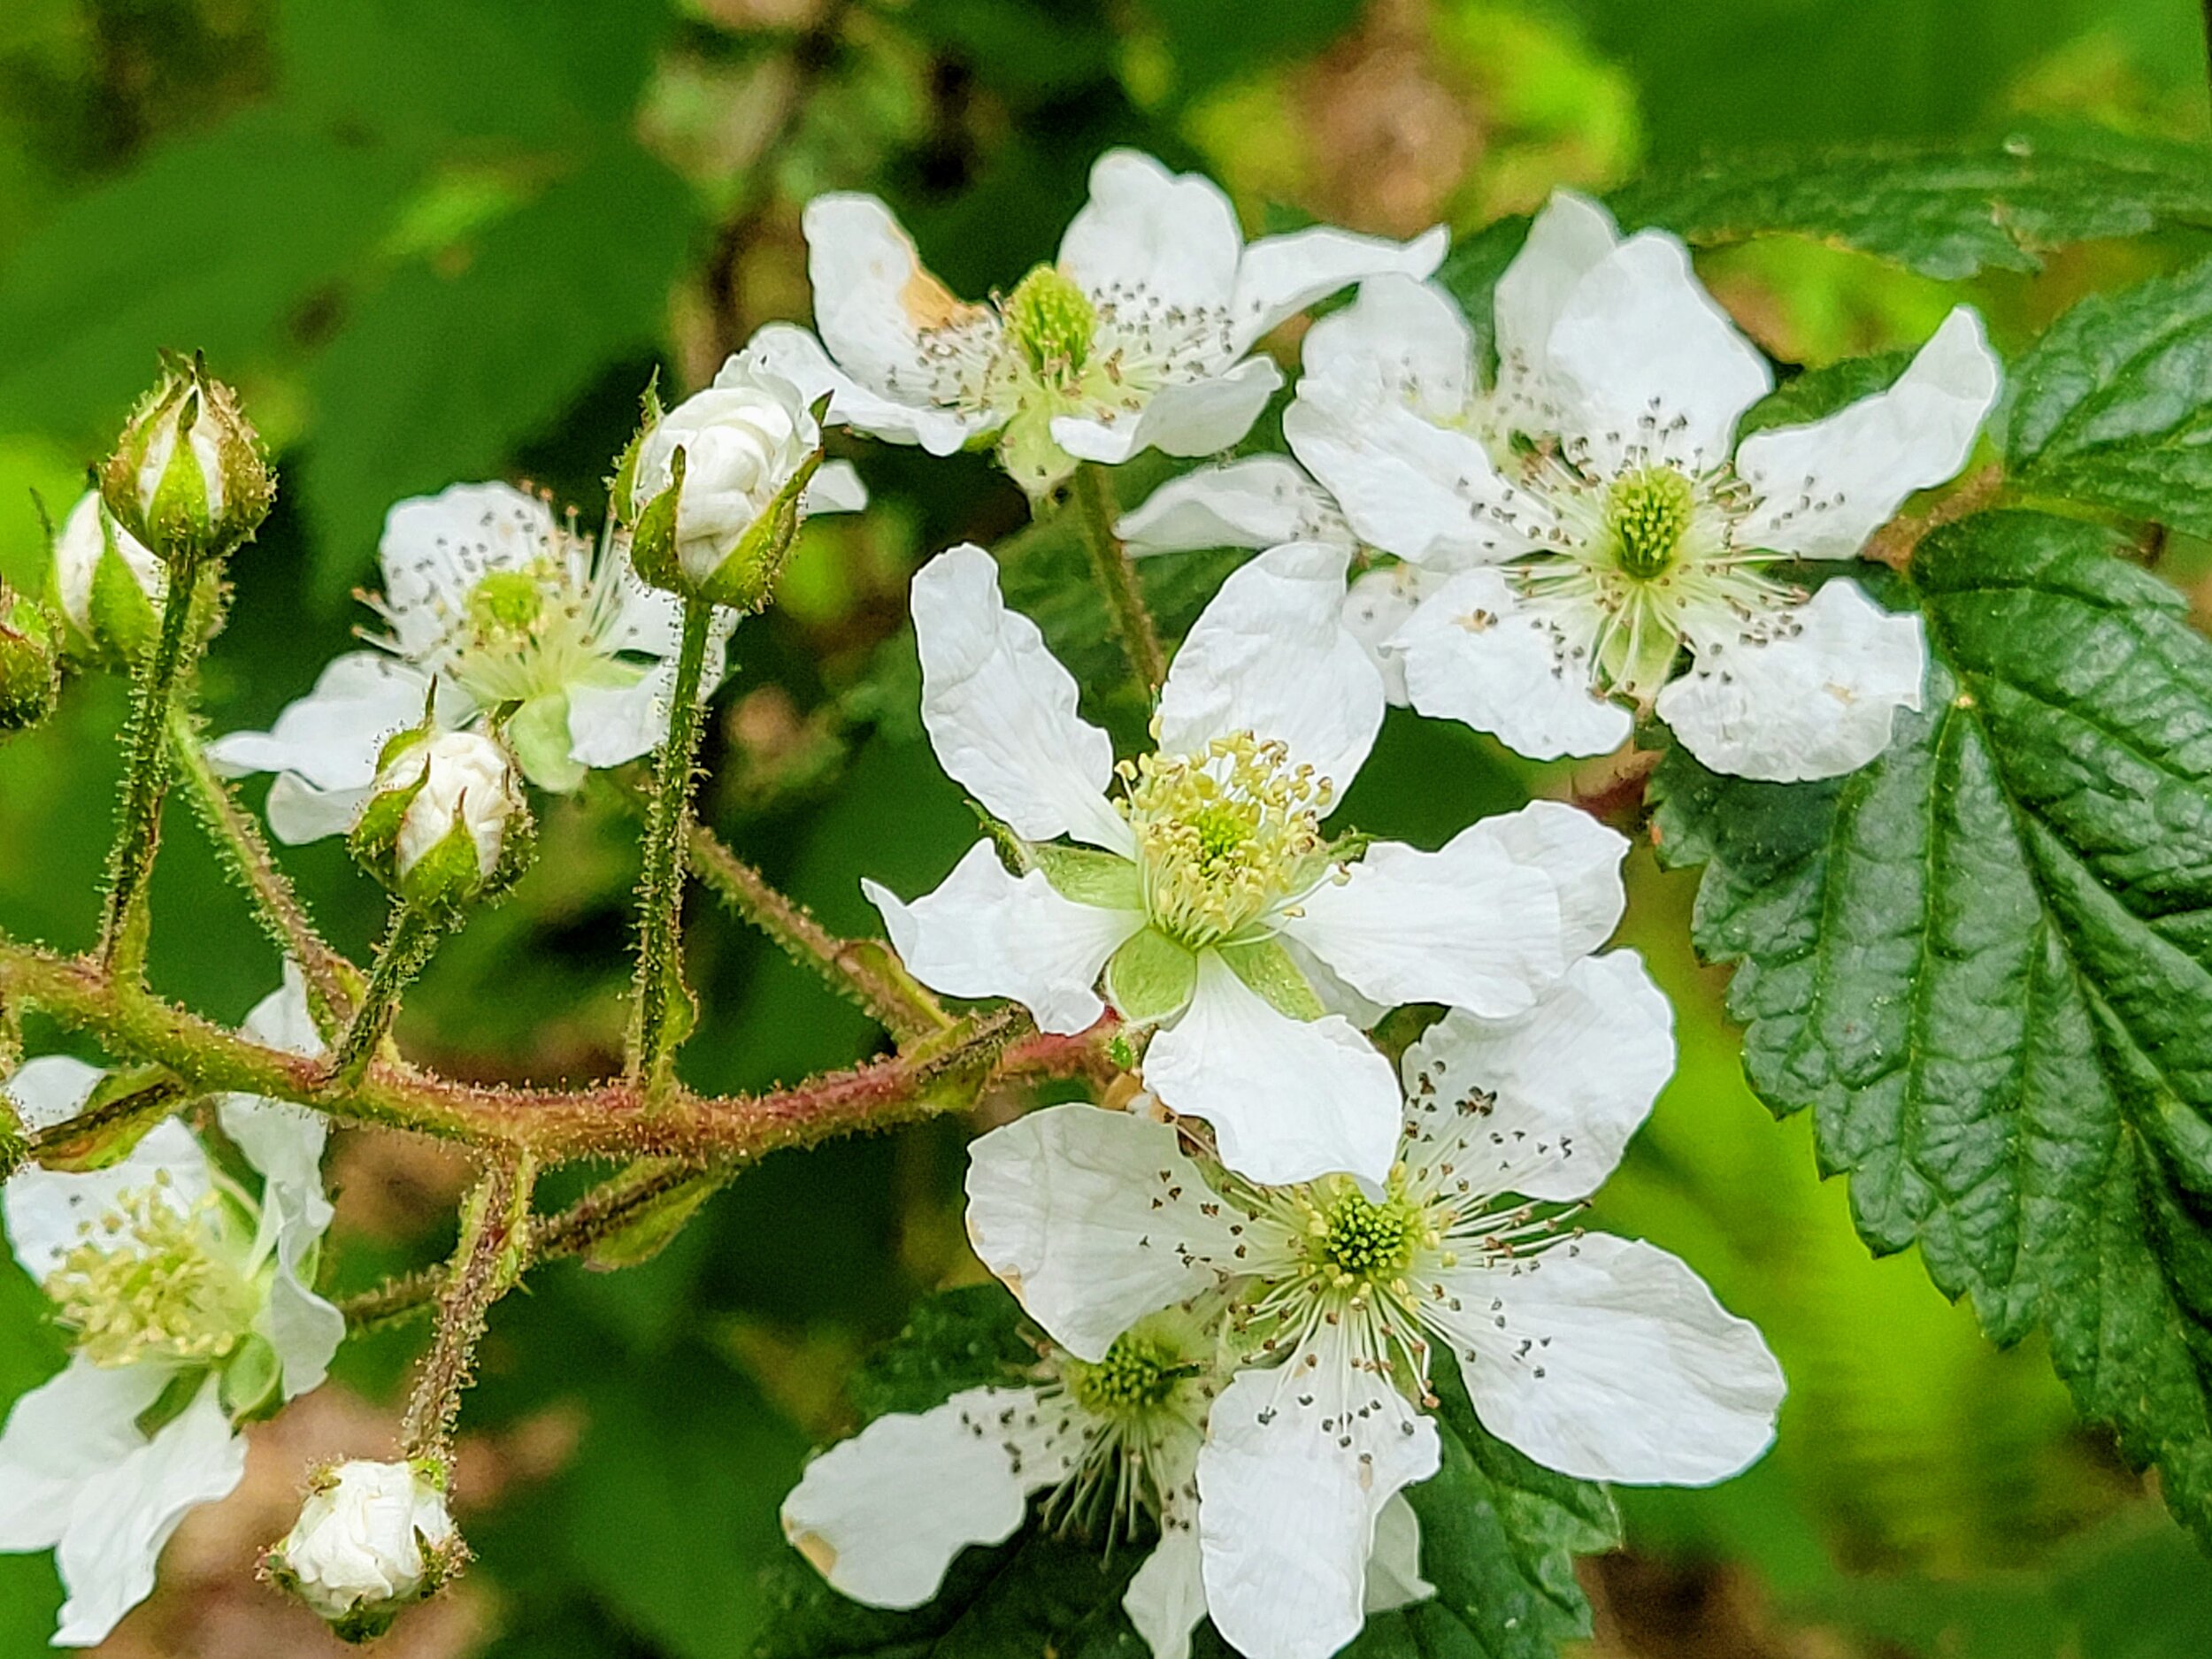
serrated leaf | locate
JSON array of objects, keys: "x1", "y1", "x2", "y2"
[
  {"x1": 1739, "y1": 348, "x2": 1916, "y2": 438},
  {"x1": 847, "y1": 1283, "x2": 1040, "y2": 1422},
  {"x1": 2005, "y1": 253, "x2": 2212, "y2": 537},
  {"x1": 1652, "y1": 508, "x2": 2212, "y2": 1546},
  {"x1": 1612, "y1": 142, "x2": 2212, "y2": 280}
]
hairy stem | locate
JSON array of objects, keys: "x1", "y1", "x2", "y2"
[
  {"x1": 100, "y1": 557, "x2": 203, "y2": 974},
  {"x1": 628, "y1": 596, "x2": 717, "y2": 1093},
  {"x1": 1071, "y1": 462, "x2": 1166, "y2": 695},
  {"x1": 328, "y1": 905, "x2": 445, "y2": 1086},
  {"x1": 401, "y1": 1154, "x2": 535, "y2": 1461},
  {"x1": 167, "y1": 709, "x2": 361, "y2": 1032}
]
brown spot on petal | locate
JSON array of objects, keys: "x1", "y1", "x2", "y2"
[
  {"x1": 791, "y1": 1527, "x2": 840, "y2": 1578},
  {"x1": 902, "y1": 265, "x2": 979, "y2": 332}
]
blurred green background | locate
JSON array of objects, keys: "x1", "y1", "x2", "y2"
[{"x1": 3, "y1": 1, "x2": 2212, "y2": 1655}]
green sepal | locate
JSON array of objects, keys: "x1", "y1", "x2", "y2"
[
  {"x1": 608, "y1": 372, "x2": 664, "y2": 526},
  {"x1": 695, "y1": 447, "x2": 824, "y2": 613},
  {"x1": 1103, "y1": 926, "x2": 1196, "y2": 1025},
  {"x1": 85, "y1": 538, "x2": 162, "y2": 662},
  {"x1": 626, "y1": 444, "x2": 689, "y2": 593},
  {"x1": 584, "y1": 1168, "x2": 718, "y2": 1271},
  {"x1": 347, "y1": 758, "x2": 428, "y2": 875},
  {"x1": 143, "y1": 385, "x2": 214, "y2": 564},
  {"x1": 506, "y1": 693, "x2": 586, "y2": 792},
  {"x1": 34, "y1": 1066, "x2": 193, "y2": 1172},
  {"x1": 1026, "y1": 838, "x2": 1141, "y2": 910},
  {"x1": 134, "y1": 1368, "x2": 209, "y2": 1440},
  {"x1": 399, "y1": 814, "x2": 491, "y2": 912},
  {"x1": 1216, "y1": 937, "x2": 1325, "y2": 1021},
  {"x1": 219, "y1": 1333, "x2": 284, "y2": 1420}
]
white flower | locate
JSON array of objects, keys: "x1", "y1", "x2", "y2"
[
  {"x1": 629, "y1": 359, "x2": 869, "y2": 592},
  {"x1": 964, "y1": 956, "x2": 1785, "y2": 1659},
  {"x1": 864, "y1": 541, "x2": 1625, "y2": 1187},
  {"x1": 780, "y1": 1309, "x2": 1431, "y2": 1659},
  {"x1": 50, "y1": 489, "x2": 163, "y2": 652},
  {"x1": 374, "y1": 729, "x2": 524, "y2": 887},
  {"x1": 0, "y1": 969, "x2": 342, "y2": 1647},
  {"x1": 205, "y1": 482, "x2": 739, "y2": 828},
  {"x1": 1284, "y1": 191, "x2": 2002, "y2": 782},
  {"x1": 738, "y1": 150, "x2": 1446, "y2": 496},
  {"x1": 268, "y1": 1458, "x2": 458, "y2": 1632}
]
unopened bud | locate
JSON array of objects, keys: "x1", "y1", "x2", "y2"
[
  {"x1": 0, "y1": 584, "x2": 59, "y2": 733},
  {"x1": 349, "y1": 729, "x2": 531, "y2": 911},
  {"x1": 618, "y1": 365, "x2": 836, "y2": 611},
  {"x1": 100, "y1": 350, "x2": 273, "y2": 566},
  {"x1": 50, "y1": 490, "x2": 165, "y2": 664},
  {"x1": 266, "y1": 1458, "x2": 465, "y2": 1642}
]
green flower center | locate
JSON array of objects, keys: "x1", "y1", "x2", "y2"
[
  {"x1": 44, "y1": 1178, "x2": 258, "y2": 1369},
  {"x1": 1316, "y1": 1187, "x2": 1418, "y2": 1279},
  {"x1": 1120, "y1": 732, "x2": 1332, "y2": 948},
  {"x1": 1066, "y1": 1331, "x2": 1193, "y2": 1417},
  {"x1": 466, "y1": 568, "x2": 547, "y2": 638},
  {"x1": 1605, "y1": 466, "x2": 1695, "y2": 580},
  {"x1": 1002, "y1": 265, "x2": 1098, "y2": 380}
]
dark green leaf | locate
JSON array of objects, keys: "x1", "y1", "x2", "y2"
[
  {"x1": 1652, "y1": 509, "x2": 2212, "y2": 1543},
  {"x1": 1612, "y1": 142, "x2": 2212, "y2": 280},
  {"x1": 847, "y1": 1283, "x2": 1038, "y2": 1421},
  {"x1": 1740, "y1": 349, "x2": 1916, "y2": 438},
  {"x1": 2006, "y1": 253, "x2": 2212, "y2": 536}
]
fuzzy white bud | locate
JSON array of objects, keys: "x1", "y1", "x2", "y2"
[
  {"x1": 630, "y1": 364, "x2": 820, "y2": 590},
  {"x1": 380, "y1": 730, "x2": 522, "y2": 884},
  {"x1": 269, "y1": 1459, "x2": 459, "y2": 1635},
  {"x1": 50, "y1": 490, "x2": 162, "y2": 649}
]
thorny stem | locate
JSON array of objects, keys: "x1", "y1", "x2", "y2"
[
  {"x1": 329, "y1": 906, "x2": 445, "y2": 1087},
  {"x1": 167, "y1": 709, "x2": 360, "y2": 1032},
  {"x1": 401, "y1": 1154, "x2": 535, "y2": 1461},
  {"x1": 1071, "y1": 463, "x2": 1167, "y2": 695},
  {"x1": 100, "y1": 556, "x2": 203, "y2": 975},
  {"x1": 1, "y1": 938, "x2": 1102, "y2": 1162},
  {"x1": 628, "y1": 595, "x2": 717, "y2": 1093}
]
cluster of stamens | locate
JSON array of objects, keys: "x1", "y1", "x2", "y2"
[
  {"x1": 1036, "y1": 1324, "x2": 1211, "y2": 1542},
  {"x1": 42, "y1": 1177, "x2": 257, "y2": 1369},
  {"x1": 1118, "y1": 732, "x2": 1332, "y2": 947}
]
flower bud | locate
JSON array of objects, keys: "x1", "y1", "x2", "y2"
[
  {"x1": 100, "y1": 350, "x2": 274, "y2": 566},
  {"x1": 50, "y1": 489, "x2": 165, "y2": 664},
  {"x1": 349, "y1": 728, "x2": 531, "y2": 911},
  {"x1": 266, "y1": 1458, "x2": 465, "y2": 1641},
  {"x1": 619, "y1": 365, "x2": 827, "y2": 611},
  {"x1": 0, "y1": 584, "x2": 60, "y2": 733}
]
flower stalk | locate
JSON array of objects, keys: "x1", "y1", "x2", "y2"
[
  {"x1": 628, "y1": 593, "x2": 718, "y2": 1094},
  {"x1": 1071, "y1": 463, "x2": 1167, "y2": 695},
  {"x1": 401, "y1": 1155, "x2": 534, "y2": 1462},
  {"x1": 98, "y1": 555, "x2": 203, "y2": 976},
  {"x1": 328, "y1": 905, "x2": 447, "y2": 1087}
]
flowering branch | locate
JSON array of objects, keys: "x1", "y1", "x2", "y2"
[
  {"x1": 1071, "y1": 462, "x2": 1167, "y2": 695},
  {"x1": 627, "y1": 595, "x2": 718, "y2": 1092}
]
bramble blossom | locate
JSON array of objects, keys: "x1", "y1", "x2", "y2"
[
  {"x1": 0, "y1": 967, "x2": 341, "y2": 1647},
  {"x1": 267, "y1": 1457, "x2": 462, "y2": 1639},
  {"x1": 963, "y1": 953, "x2": 1783, "y2": 1659},
  {"x1": 1284, "y1": 192, "x2": 2001, "y2": 781},
  {"x1": 864, "y1": 541, "x2": 1626, "y2": 1186},
  {"x1": 737, "y1": 150, "x2": 1445, "y2": 497}
]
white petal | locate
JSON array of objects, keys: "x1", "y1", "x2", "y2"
[
  {"x1": 1733, "y1": 307, "x2": 2001, "y2": 558},
  {"x1": 1156, "y1": 542, "x2": 1385, "y2": 795},
  {"x1": 1492, "y1": 191, "x2": 1620, "y2": 389},
  {"x1": 6, "y1": 1118, "x2": 211, "y2": 1282},
  {"x1": 1438, "y1": 1234, "x2": 1784, "y2": 1486},
  {"x1": 264, "y1": 776, "x2": 373, "y2": 846},
  {"x1": 204, "y1": 652, "x2": 432, "y2": 792},
  {"x1": 1363, "y1": 1494, "x2": 1433, "y2": 1614},
  {"x1": 52, "y1": 1379, "x2": 245, "y2": 1647},
  {"x1": 864, "y1": 842, "x2": 1140, "y2": 1036},
  {"x1": 264, "y1": 1226, "x2": 346, "y2": 1399},
  {"x1": 805, "y1": 459, "x2": 871, "y2": 514},
  {"x1": 1233, "y1": 225, "x2": 1449, "y2": 348},
  {"x1": 1470, "y1": 798, "x2": 1629, "y2": 962},
  {"x1": 911, "y1": 545, "x2": 1133, "y2": 852},
  {"x1": 4, "y1": 1053, "x2": 103, "y2": 1132},
  {"x1": 1118, "y1": 457, "x2": 1353, "y2": 559},
  {"x1": 736, "y1": 322, "x2": 987, "y2": 456},
  {"x1": 1059, "y1": 150, "x2": 1241, "y2": 317},
  {"x1": 1051, "y1": 357, "x2": 1282, "y2": 465},
  {"x1": 378, "y1": 483, "x2": 558, "y2": 661},
  {"x1": 1197, "y1": 1335, "x2": 1440, "y2": 1659},
  {"x1": 1657, "y1": 579, "x2": 1926, "y2": 783},
  {"x1": 1390, "y1": 569, "x2": 1634, "y2": 761},
  {"x1": 219, "y1": 1095, "x2": 329, "y2": 1230},
  {"x1": 781, "y1": 1386, "x2": 1075, "y2": 1609},
  {"x1": 1298, "y1": 275, "x2": 1476, "y2": 420},
  {"x1": 1340, "y1": 565, "x2": 1437, "y2": 707},
  {"x1": 1143, "y1": 953, "x2": 1400, "y2": 1186},
  {"x1": 1400, "y1": 951, "x2": 1674, "y2": 1202},
  {"x1": 1543, "y1": 231, "x2": 1772, "y2": 472},
  {"x1": 1284, "y1": 381, "x2": 1539, "y2": 571},
  {"x1": 566, "y1": 676, "x2": 668, "y2": 770},
  {"x1": 1283, "y1": 818, "x2": 1579, "y2": 1018},
  {"x1": 1125, "y1": 1526, "x2": 1206, "y2": 1659},
  {"x1": 800, "y1": 195, "x2": 1002, "y2": 444},
  {"x1": 964, "y1": 1104, "x2": 1237, "y2": 1363},
  {"x1": 0, "y1": 1358, "x2": 173, "y2": 1551}
]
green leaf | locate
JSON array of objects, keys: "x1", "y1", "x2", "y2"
[
  {"x1": 1104, "y1": 926, "x2": 1197, "y2": 1025},
  {"x1": 2006, "y1": 253, "x2": 2212, "y2": 537},
  {"x1": 298, "y1": 142, "x2": 700, "y2": 601},
  {"x1": 1611, "y1": 142, "x2": 2212, "y2": 280},
  {"x1": 1652, "y1": 509, "x2": 2212, "y2": 1545},
  {"x1": 1739, "y1": 348, "x2": 1916, "y2": 438},
  {"x1": 847, "y1": 1283, "x2": 1039, "y2": 1421},
  {"x1": 1028, "y1": 840, "x2": 1142, "y2": 910}
]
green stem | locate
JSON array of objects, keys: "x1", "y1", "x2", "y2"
[
  {"x1": 167, "y1": 708, "x2": 361, "y2": 1033},
  {"x1": 628, "y1": 595, "x2": 717, "y2": 1092},
  {"x1": 100, "y1": 557, "x2": 202, "y2": 974},
  {"x1": 401, "y1": 1154, "x2": 534, "y2": 1461},
  {"x1": 328, "y1": 905, "x2": 443, "y2": 1086},
  {"x1": 1071, "y1": 463, "x2": 1166, "y2": 695}
]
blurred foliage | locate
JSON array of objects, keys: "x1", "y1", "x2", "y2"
[{"x1": 4, "y1": 0, "x2": 2212, "y2": 1655}]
